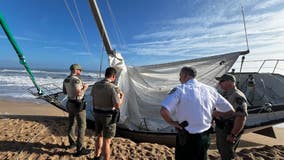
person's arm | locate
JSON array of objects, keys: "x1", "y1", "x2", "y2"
[
  {"x1": 112, "y1": 86, "x2": 124, "y2": 110},
  {"x1": 226, "y1": 116, "x2": 246, "y2": 143},
  {"x1": 160, "y1": 107, "x2": 182, "y2": 129},
  {"x1": 90, "y1": 86, "x2": 96, "y2": 107},
  {"x1": 75, "y1": 83, "x2": 88, "y2": 96},
  {"x1": 113, "y1": 91, "x2": 124, "y2": 109},
  {"x1": 213, "y1": 110, "x2": 235, "y2": 119},
  {"x1": 227, "y1": 97, "x2": 248, "y2": 143},
  {"x1": 231, "y1": 116, "x2": 246, "y2": 136},
  {"x1": 63, "y1": 83, "x2": 67, "y2": 94}
]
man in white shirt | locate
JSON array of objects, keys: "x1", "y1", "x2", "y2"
[{"x1": 160, "y1": 66, "x2": 235, "y2": 160}]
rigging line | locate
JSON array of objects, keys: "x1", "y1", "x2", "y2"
[
  {"x1": 99, "y1": 44, "x2": 105, "y2": 79},
  {"x1": 73, "y1": 0, "x2": 91, "y2": 53},
  {"x1": 106, "y1": 0, "x2": 128, "y2": 51},
  {"x1": 63, "y1": 0, "x2": 90, "y2": 53},
  {"x1": 72, "y1": 0, "x2": 97, "y2": 68},
  {"x1": 240, "y1": 1, "x2": 249, "y2": 51}
]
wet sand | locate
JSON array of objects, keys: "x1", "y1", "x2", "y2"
[{"x1": 0, "y1": 100, "x2": 283, "y2": 159}]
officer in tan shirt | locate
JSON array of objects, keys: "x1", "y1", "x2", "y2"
[
  {"x1": 63, "y1": 64, "x2": 89, "y2": 157},
  {"x1": 214, "y1": 74, "x2": 248, "y2": 160},
  {"x1": 91, "y1": 67, "x2": 124, "y2": 160}
]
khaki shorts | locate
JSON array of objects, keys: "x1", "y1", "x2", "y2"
[{"x1": 94, "y1": 113, "x2": 116, "y2": 138}]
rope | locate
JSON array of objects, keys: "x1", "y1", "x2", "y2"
[
  {"x1": 73, "y1": 0, "x2": 91, "y2": 53},
  {"x1": 99, "y1": 44, "x2": 105, "y2": 78},
  {"x1": 64, "y1": 0, "x2": 88, "y2": 51},
  {"x1": 73, "y1": 0, "x2": 98, "y2": 69},
  {"x1": 106, "y1": 0, "x2": 127, "y2": 52},
  {"x1": 63, "y1": 0, "x2": 100, "y2": 70}
]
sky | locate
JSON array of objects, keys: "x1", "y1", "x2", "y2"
[{"x1": 0, "y1": 0, "x2": 284, "y2": 72}]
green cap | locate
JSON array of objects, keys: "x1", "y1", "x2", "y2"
[
  {"x1": 216, "y1": 74, "x2": 236, "y2": 82},
  {"x1": 70, "y1": 64, "x2": 83, "y2": 71}
]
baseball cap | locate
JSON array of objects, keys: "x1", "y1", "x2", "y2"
[
  {"x1": 215, "y1": 74, "x2": 236, "y2": 82},
  {"x1": 70, "y1": 64, "x2": 83, "y2": 71}
]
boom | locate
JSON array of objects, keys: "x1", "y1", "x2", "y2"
[{"x1": 0, "y1": 13, "x2": 43, "y2": 95}]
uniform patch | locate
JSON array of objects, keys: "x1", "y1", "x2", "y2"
[
  {"x1": 74, "y1": 79, "x2": 80, "y2": 84},
  {"x1": 235, "y1": 97, "x2": 247, "y2": 115},
  {"x1": 168, "y1": 87, "x2": 177, "y2": 95}
]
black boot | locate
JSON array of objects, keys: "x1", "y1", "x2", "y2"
[
  {"x1": 66, "y1": 143, "x2": 76, "y2": 149},
  {"x1": 73, "y1": 147, "x2": 90, "y2": 157},
  {"x1": 93, "y1": 156, "x2": 103, "y2": 160}
]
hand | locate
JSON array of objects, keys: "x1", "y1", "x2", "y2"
[
  {"x1": 212, "y1": 110, "x2": 221, "y2": 119},
  {"x1": 226, "y1": 134, "x2": 236, "y2": 143},
  {"x1": 83, "y1": 83, "x2": 89, "y2": 89},
  {"x1": 171, "y1": 121, "x2": 182, "y2": 130},
  {"x1": 119, "y1": 91, "x2": 124, "y2": 99}
]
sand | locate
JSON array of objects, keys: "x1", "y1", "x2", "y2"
[{"x1": 0, "y1": 100, "x2": 283, "y2": 160}]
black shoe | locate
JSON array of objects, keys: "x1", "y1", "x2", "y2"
[
  {"x1": 73, "y1": 148, "x2": 90, "y2": 157},
  {"x1": 66, "y1": 143, "x2": 76, "y2": 149}
]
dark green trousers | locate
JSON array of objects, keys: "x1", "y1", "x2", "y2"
[
  {"x1": 175, "y1": 130, "x2": 210, "y2": 160},
  {"x1": 67, "y1": 101, "x2": 86, "y2": 151},
  {"x1": 216, "y1": 126, "x2": 241, "y2": 160}
]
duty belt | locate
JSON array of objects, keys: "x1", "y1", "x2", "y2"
[
  {"x1": 68, "y1": 96, "x2": 84, "y2": 101},
  {"x1": 93, "y1": 108, "x2": 114, "y2": 114}
]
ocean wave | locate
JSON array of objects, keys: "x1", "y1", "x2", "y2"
[{"x1": 0, "y1": 68, "x2": 100, "y2": 100}]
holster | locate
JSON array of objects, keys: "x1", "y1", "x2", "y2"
[
  {"x1": 177, "y1": 129, "x2": 188, "y2": 146},
  {"x1": 111, "y1": 109, "x2": 120, "y2": 124},
  {"x1": 177, "y1": 121, "x2": 189, "y2": 146}
]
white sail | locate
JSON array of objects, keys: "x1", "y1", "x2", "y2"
[{"x1": 109, "y1": 51, "x2": 242, "y2": 132}]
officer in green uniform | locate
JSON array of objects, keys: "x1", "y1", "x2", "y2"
[
  {"x1": 91, "y1": 67, "x2": 124, "y2": 160},
  {"x1": 214, "y1": 74, "x2": 248, "y2": 160},
  {"x1": 63, "y1": 64, "x2": 89, "y2": 157}
]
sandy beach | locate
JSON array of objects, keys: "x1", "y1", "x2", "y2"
[{"x1": 0, "y1": 100, "x2": 283, "y2": 160}]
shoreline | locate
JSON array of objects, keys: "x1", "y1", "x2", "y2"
[{"x1": 0, "y1": 99, "x2": 67, "y2": 117}]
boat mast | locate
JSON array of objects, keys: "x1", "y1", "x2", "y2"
[
  {"x1": 88, "y1": 0, "x2": 115, "y2": 56},
  {"x1": 239, "y1": 2, "x2": 250, "y2": 72}
]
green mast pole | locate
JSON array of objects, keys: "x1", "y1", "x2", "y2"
[{"x1": 0, "y1": 13, "x2": 43, "y2": 95}]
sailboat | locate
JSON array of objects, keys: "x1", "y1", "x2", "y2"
[
  {"x1": 40, "y1": 0, "x2": 284, "y2": 145},
  {"x1": 1, "y1": 0, "x2": 284, "y2": 146}
]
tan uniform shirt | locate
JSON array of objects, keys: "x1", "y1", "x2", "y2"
[
  {"x1": 91, "y1": 79, "x2": 120, "y2": 111},
  {"x1": 63, "y1": 75, "x2": 84, "y2": 100},
  {"x1": 222, "y1": 87, "x2": 248, "y2": 116}
]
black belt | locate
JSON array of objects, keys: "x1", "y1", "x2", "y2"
[
  {"x1": 68, "y1": 98, "x2": 84, "y2": 102},
  {"x1": 68, "y1": 99, "x2": 79, "y2": 103},
  {"x1": 93, "y1": 108, "x2": 114, "y2": 114}
]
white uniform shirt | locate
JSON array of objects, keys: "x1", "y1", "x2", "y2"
[{"x1": 161, "y1": 79, "x2": 233, "y2": 134}]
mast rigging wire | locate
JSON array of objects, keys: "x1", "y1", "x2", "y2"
[
  {"x1": 241, "y1": 3, "x2": 249, "y2": 51},
  {"x1": 73, "y1": 0, "x2": 91, "y2": 53},
  {"x1": 63, "y1": 0, "x2": 97, "y2": 69},
  {"x1": 63, "y1": 0, "x2": 89, "y2": 52},
  {"x1": 106, "y1": 0, "x2": 127, "y2": 52},
  {"x1": 239, "y1": 0, "x2": 250, "y2": 72}
]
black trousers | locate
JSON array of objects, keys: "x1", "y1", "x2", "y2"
[{"x1": 175, "y1": 130, "x2": 210, "y2": 160}]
